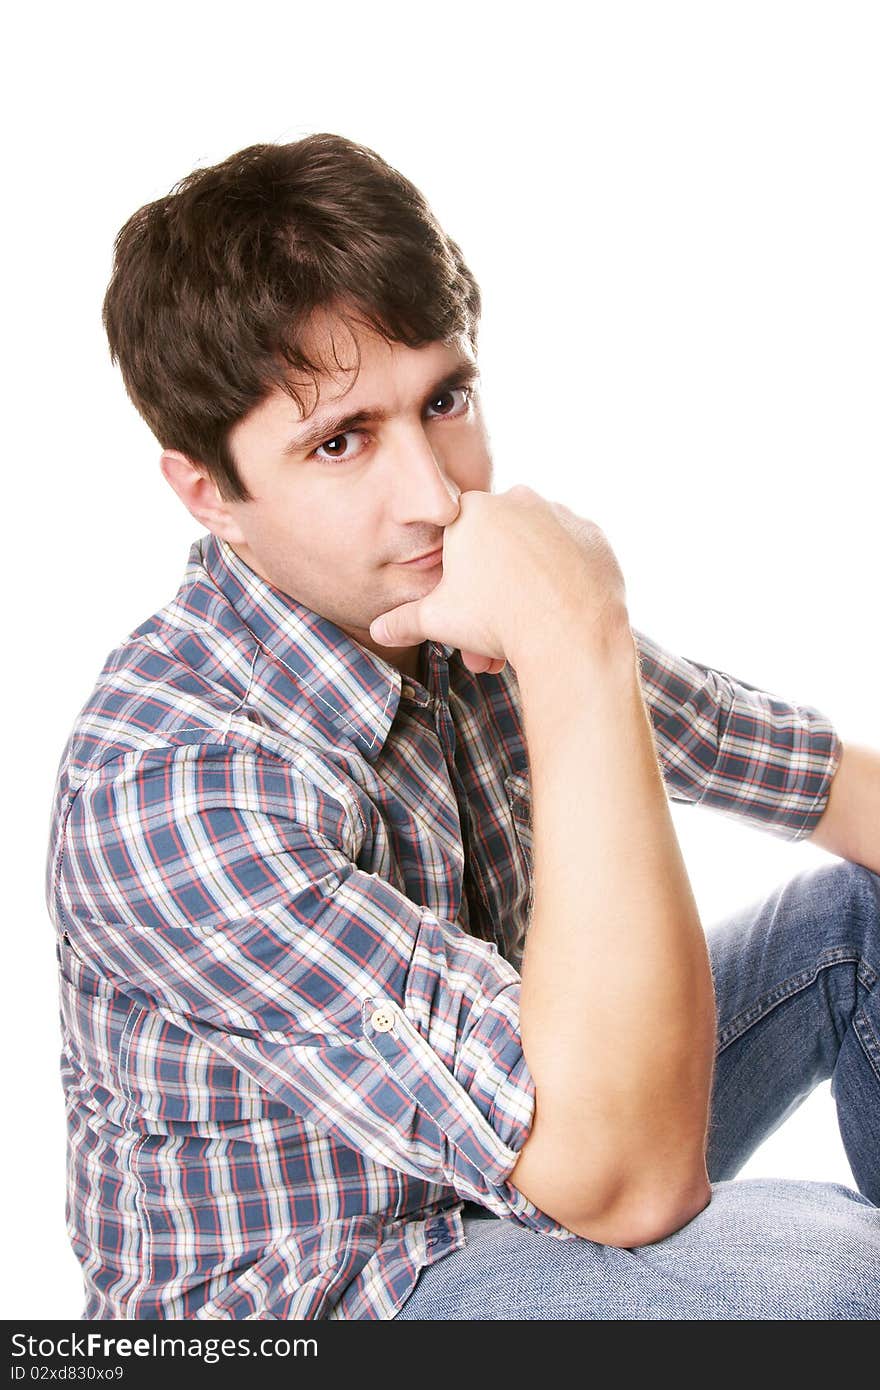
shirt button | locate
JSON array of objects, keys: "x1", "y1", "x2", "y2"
[
  {"x1": 401, "y1": 683, "x2": 415, "y2": 700},
  {"x1": 370, "y1": 1005, "x2": 396, "y2": 1033}
]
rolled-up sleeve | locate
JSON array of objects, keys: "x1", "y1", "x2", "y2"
[
  {"x1": 57, "y1": 742, "x2": 572, "y2": 1238},
  {"x1": 633, "y1": 627, "x2": 842, "y2": 840}
]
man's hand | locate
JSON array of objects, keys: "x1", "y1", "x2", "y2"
[
  {"x1": 808, "y1": 741, "x2": 880, "y2": 874},
  {"x1": 370, "y1": 486, "x2": 628, "y2": 674},
  {"x1": 459, "y1": 649, "x2": 508, "y2": 676}
]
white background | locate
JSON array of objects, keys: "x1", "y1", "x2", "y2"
[{"x1": 4, "y1": 1, "x2": 878, "y2": 1318}]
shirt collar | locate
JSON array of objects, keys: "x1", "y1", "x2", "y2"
[{"x1": 193, "y1": 533, "x2": 456, "y2": 762}]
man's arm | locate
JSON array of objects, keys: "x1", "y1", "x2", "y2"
[
  {"x1": 634, "y1": 628, "x2": 879, "y2": 869},
  {"x1": 368, "y1": 492, "x2": 717, "y2": 1248},
  {"x1": 806, "y1": 741, "x2": 880, "y2": 872},
  {"x1": 632, "y1": 628, "x2": 843, "y2": 842},
  {"x1": 508, "y1": 614, "x2": 715, "y2": 1248}
]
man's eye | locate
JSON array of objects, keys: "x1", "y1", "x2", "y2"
[
  {"x1": 426, "y1": 386, "x2": 472, "y2": 418},
  {"x1": 314, "y1": 431, "x2": 367, "y2": 464},
  {"x1": 312, "y1": 387, "x2": 472, "y2": 465}
]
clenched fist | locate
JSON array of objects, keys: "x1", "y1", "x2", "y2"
[{"x1": 370, "y1": 485, "x2": 628, "y2": 673}]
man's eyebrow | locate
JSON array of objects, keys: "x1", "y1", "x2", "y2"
[{"x1": 281, "y1": 358, "x2": 481, "y2": 457}]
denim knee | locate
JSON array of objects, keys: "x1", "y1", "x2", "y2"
[
  {"x1": 646, "y1": 1179, "x2": 880, "y2": 1318},
  {"x1": 820, "y1": 858, "x2": 880, "y2": 913}
]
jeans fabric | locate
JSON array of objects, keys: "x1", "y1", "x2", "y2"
[{"x1": 395, "y1": 859, "x2": 880, "y2": 1318}]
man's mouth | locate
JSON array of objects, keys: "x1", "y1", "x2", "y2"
[{"x1": 397, "y1": 548, "x2": 443, "y2": 569}]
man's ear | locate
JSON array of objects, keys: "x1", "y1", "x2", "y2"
[{"x1": 159, "y1": 450, "x2": 247, "y2": 545}]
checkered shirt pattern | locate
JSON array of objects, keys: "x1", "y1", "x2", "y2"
[{"x1": 45, "y1": 533, "x2": 841, "y2": 1318}]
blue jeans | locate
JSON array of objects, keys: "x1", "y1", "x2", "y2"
[{"x1": 396, "y1": 860, "x2": 880, "y2": 1318}]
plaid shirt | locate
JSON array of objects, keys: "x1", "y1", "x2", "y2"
[{"x1": 45, "y1": 533, "x2": 841, "y2": 1320}]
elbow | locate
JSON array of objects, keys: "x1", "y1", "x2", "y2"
[
  {"x1": 568, "y1": 1180, "x2": 713, "y2": 1249},
  {"x1": 509, "y1": 1125, "x2": 713, "y2": 1249}
]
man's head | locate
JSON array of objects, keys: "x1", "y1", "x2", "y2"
[{"x1": 102, "y1": 134, "x2": 492, "y2": 678}]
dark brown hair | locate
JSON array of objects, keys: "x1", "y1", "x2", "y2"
[{"x1": 102, "y1": 134, "x2": 482, "y2": 501}]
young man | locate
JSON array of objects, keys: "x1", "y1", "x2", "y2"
[{"x1": 46, "y1": 133, "x2": 880, "y2": 1320}]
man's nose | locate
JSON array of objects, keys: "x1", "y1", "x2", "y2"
[{"x1": 388, "y1": 424, "x2": 461, "y2": 522}]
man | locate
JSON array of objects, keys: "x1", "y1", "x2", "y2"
[{"x1": 46, "y1": 132, "x2": 880, "y2": 1319}]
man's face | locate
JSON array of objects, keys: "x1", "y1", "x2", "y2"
[{"x1": 214, "y1": 309, "x2": 493, "y2": 680}]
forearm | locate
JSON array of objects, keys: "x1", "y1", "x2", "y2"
[
  {"x1": 808, "y1": 741, "x2": 880, "y2": 873},
  {"x1": 510, "y1": 614, "x2": 715, "y2": 1239}
]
